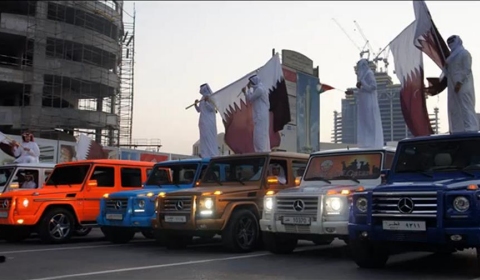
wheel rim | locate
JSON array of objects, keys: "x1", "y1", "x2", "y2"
[
  {"x1": 48, "y1": 213, "x2": 71, "y2": 240},
  {"x1": 235, "y1": 216, "x2": 256, "y2": 249}
]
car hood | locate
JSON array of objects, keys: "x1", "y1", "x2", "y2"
[
  {"x1": 376, "y1": 177, "x2": 480, "y2": 192},
  {"x1": 163, "y1": 186, "x2": 259, "y2": 197},
  {"x1": 108, "y1": 185, "x2": 191, "y2": 198},
  {"x1": 275, "y1": 184, "x2": 361, "y2": 196}
]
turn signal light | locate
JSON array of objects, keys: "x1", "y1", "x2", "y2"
[
  {"x1": 356, "y1": 186, "x2": 365, "y2": 192},
  {"x1": 467, "y1": 184, "x2": 478, "y2": 190},
  {"x1": 341, "y1": 189, "x2": 350, "y2": 195},
  {"x1": 266, "y1": 190, "x2": 275, "y2": 195}
]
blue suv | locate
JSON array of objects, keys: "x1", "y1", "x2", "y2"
[
  {"x1": 349, "y1": 132, "x2": 480, "y2": 268},
  {"x1": 97, "y1": 158, "x2": 209, "y2": 243}
]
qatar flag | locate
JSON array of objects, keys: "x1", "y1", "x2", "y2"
[{"x1": 211, "y1": 54, "x2": 290, "y2": 154}]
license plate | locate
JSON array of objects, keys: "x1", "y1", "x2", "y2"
[
  {"x1": 165, "y1": 215, "x2": 186, "y2": 223},
  {"x1": 282, "y1": 216, "x2": 311, "y2": 225},
  {"x1": 0, "y1": 211, "x2": 7, "y2": 218},
  {"x1": 382, "y1": 220, "x2": 426, "y2": 231},
  {"x1": 106, "y1": 213, "x2": 123, "y2": 220}
]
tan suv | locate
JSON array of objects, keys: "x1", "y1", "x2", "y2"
[{"x1": 152, "y1": 152, "x2": 309, "y2": 253}]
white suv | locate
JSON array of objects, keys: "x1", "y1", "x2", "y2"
[{"x1": 260, "y1": 147, "x2": 396, "y2": 254}]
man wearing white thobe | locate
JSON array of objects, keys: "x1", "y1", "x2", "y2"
[
  {"x1": 444, "y1": 35, "x2": 478, "y2": 133},
  {"x1": 346, "y1": 59, "x2": 384, "y2": 149},
  {"x1": 13, "y1": 131, "x2": 40, "y2": 163},
  {"x1": 242, "y1": 75, "x2": 270, "y2": 152},
  {"x1": 195, "y1": 83, "x2": 219, "y2": 158}
]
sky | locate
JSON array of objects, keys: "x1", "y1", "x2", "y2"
[{"x1": 122, "y1": 1, "x2": 480, "y2": 155}]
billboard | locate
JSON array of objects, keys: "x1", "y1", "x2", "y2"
[
  {"x1": 275, "y1": 124, "x2": 297, "y2": 152},
  {"x1": 296, "y1": 72, "x2": 320, "y2": 153}
]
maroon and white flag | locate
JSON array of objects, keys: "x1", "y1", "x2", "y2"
[
  {"x1": 390, "y1": 21, "x2": 433, "y2": 136},
  {"x1": 413, "y1": 0, "x2": 450, "y2": 95}
]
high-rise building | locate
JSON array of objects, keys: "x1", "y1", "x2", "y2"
[
  {"x1": 331, "y1": 61, "x2": 440, "y2": 143},
  {"x1": 0, "y1": 1, "x2": 135, "y2": 146}
]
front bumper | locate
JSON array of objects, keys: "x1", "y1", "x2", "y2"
[
  {"x1": 97, "y1": 212, "x2": 154, "y2": 229},
  {"x1": 260, "y1": 213, "x2": 348, "y2": 237},
  {"x1": 155, "y1": 212, "x2": 224, "y2": 233},
  {"x1": 349, "y1": 223, "x2": 480, "y2": 247}
]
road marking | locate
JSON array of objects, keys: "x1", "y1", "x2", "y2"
[
  {"x1": 27, "y1": 246, "x2": 331, "y2": 280},
  {"x1": 0, "y1": 240, "x2": 150, "y2": 254}
]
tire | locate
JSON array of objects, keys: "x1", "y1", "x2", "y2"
[
  {"x1": 38, "y1": 208, "x2": 75, "y2": 244},
  {"x1": 351, "y1": 239, "x2": 389, "y2": 269},
  {"x1": 313, "y1": 237, "x2": 334, "y2": 246},
  {"x1": 101, "y1": 227, "x2": 135, "y2": 244},
  {"x1": 263, "y1": 232, "x2": 297, "y2": 254},
  {"x1": 141, "y1": 229, "x2": 155, "y2": 239},
  {"x1": 222, "y1": 209, "x2": 260, "y2": 253},
  {"x1": 3, "y1": 228, "x2": 31, "y2": 243},
  {"x1": 74, "y1": 227, "x2": 92, "y2": 237}
]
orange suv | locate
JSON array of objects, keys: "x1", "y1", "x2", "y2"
[{"x1": 0, "y1": 159, "x2": 154, "y2": 243}]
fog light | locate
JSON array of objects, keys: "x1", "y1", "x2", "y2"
[
  {"x1": 325, "y1": 227, "x2": 335, "y2": 233},
  {"x1": 361, "y1": 231, "x2": 368, "y2": 238},
  {"x1": 450, "y1": 234, "x2": 462, "y2": 241}
]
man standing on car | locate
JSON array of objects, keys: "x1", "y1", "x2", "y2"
[{"x1": 243, "y1": 74, "x2": 270, "y2": 152}]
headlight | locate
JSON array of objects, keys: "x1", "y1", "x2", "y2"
[
  {"x1": 325, "y1": 197, "x2": 342, "y2": 214},
  {"x1": 453, "y1": 196, "x2": 470, "y2": 212},
  {"x1": 356, "y1": 197, "x2": 368, "y2": 213},
  {"x1": 204, "y1": 198, "x2": 214, "y2": 210},
  {"x1": 138, "y1": 200, "x2": 145, "y2": 209},
  {"x1": 265, "y1": 197, "x2": 273, "y2": 211},
  {"x1": 22, "y1": 198, "x2": 29, "y2": 208}
]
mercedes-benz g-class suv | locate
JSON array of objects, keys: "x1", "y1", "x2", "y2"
[
  {"x1": 260, "y1": 147, "x2": 395, "y2": 254},
  {"x1": 97, "y1": 158, "x2": 209, "y2": 244},
  {"x1": 152, "y1": 152, "x2": 309, "y2": 252},
  {"x1": 349, "y1": 132, "x2": 480, "y2": 269}
]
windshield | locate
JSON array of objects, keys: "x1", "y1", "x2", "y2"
[
  {"x1": 0, "y1": 167, "x2": 14, "y2": 192},
  {"x1": 146, "y1": 164, "x2": 199, "y2": 186},
  {"x1": 304, "y1": 153, "x2": 383, "y2": 181},
  {"x1": 203, "y1": 157, "x2": 266, "y2": 184},
  {"x1": 46, "y1": 165, "x2": 91, "y2": 185},
  {"x1": 394, "y1": 138, "x2": 480, "y2": 174}
]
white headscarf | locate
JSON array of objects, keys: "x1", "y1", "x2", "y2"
[
  {"x1": 249, "y1": 75, "x2": 262, "y2": 89},
  {"x1": 446, "y1": 35, "x2": 466, "y2": 64},
  {"x1": 200, "y1": 83, "x2": 213, "y2": 96},
  {"x1": 356, "y1": 59, "x2": 371, "y2": 82}
]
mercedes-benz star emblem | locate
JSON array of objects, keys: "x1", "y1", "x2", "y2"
[
  {"x1": 397, "y1": 197, "x2": 414, "y2": 214},
  {"x1": 115, "y1": 200, "x2": 122, "y2": 210},
  {"x1": 2, "y1": 200, "x2": 9, "y2": 209},
  {"x1": 175, "y1": 200, "x2": 184, "y2": 211},
  {"x1": 293, "y1": 200, "x2": 305, "y2": 212}
]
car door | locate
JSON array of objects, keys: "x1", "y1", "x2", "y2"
[{"x1": 81, "y1": 165, "x2": 116, "y2": 223}]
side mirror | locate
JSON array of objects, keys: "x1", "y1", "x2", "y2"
[
  {"x1": 295, "y1": 176, "x2": 301, "y2": 186},
  {"x1": 86, "y1": 180, "x2": 97, "y2": 190},
  {"x1": 380, "y1": 169, "x2": 390, "y2": 184},
  {"x1": 266, "y1": 176, "x2": 279, "y2": 186}
]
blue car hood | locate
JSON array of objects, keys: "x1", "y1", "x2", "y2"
[
  {"x1": 376, "y1": 177, "x2": 480, "y2": 192},
  {"x1": 108, "y1": 185, "x2": 190, "y2": 198}
]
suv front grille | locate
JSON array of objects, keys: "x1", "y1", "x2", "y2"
[
  {"x1": 0, "y1": 198, "x2": 12, "y2": 210},
  {"x1": 105, "y1": 198, "x2": 128, "y2": 211},
  {"x1": 276, "y1": 196, "x2": 319, "y2": 213},
  {"x1": 372, "y1": 191, "x2": 437, "y2": 218},
  {"x1": 162, "y1": 196, "x2": 193, "y2": 213}
]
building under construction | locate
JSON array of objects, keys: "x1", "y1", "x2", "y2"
[{"x1": 0, "y1": 0, "x2": 135, "y2": 146}]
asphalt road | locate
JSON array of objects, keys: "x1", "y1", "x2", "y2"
[{"x1": 0, "y1": 229, "x2": 479, "y2": 280}]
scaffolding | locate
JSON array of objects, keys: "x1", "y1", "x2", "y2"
[{"x1": 8, "y1": 1, "x2": 133, "y2": 146}]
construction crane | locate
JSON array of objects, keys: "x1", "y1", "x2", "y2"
[
  {"x1": 332, "y1": 18, "x2": 370, "y2": 59},
  {"x1": 353, "y1": 20, "x2": 390, "y2": 72}
]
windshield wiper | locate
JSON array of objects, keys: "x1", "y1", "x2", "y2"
[
  {"x1": 306, "y1": 176, "x2": 331, "y2": 184},
  {"x1": 234, "y1": 178, "x2": 245, "y2": 185},
  {"x1": 332, "y1": 175, "x2": 360, "y2": 183},
  {"x1": 428, "y1": 166, "x2": 475, "y2": 178}
]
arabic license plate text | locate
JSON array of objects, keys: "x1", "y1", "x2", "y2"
[
  {"x1": 382, "y1": 220, "x2": 426, "y2": 231},
  {"x1": 106, "y1": 213, "x2": 123, "y2": 220},
  {"x1": 282, "y1": 216, "x2": 311, "y2": 225},
  {"x1": 0, "y1": 211, "x2": 7, "y2": 218},
  {"x1": 165, "y1": 215, "x2": 186, "y2": 223}
]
